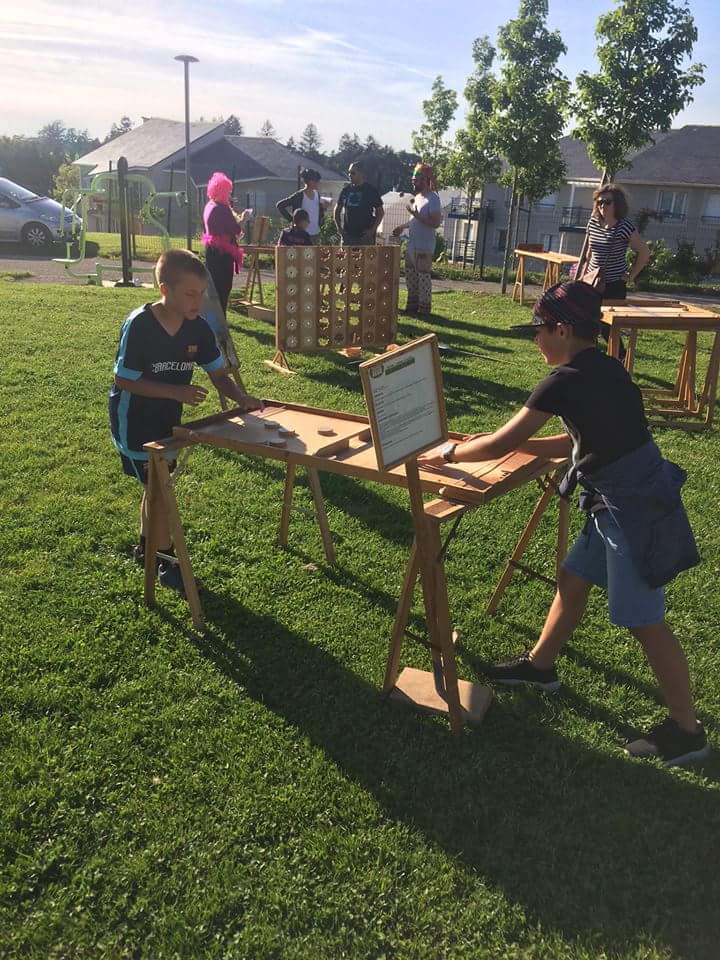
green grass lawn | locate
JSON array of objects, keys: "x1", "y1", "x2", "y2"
[{"x1": 2, "y1": 283, "x2": 720, "y2": 960}]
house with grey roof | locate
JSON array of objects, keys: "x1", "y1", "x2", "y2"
[
  {"x1": 449, "y1": 126, "x2": 720, "y2": 270},
  {"x1": 73, "y1": 118, "x2": 346, "y2": 236}
]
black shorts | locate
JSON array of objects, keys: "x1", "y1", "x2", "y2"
[{"x1": 120, "y1": 454, "x2": 176, "y2": 485}]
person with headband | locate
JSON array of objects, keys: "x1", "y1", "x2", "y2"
[
  {"x1": 419, "y1": 281, "x2": 708, "y2": 767},
  {"x1": 202, "y1": 171, "x2": 246, "y2": 314},
  {"x1": 393, "y1": 162, "x2": 442, "y2": 316}
]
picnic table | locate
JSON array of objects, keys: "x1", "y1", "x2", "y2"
[
  {"x1": 603, "y1": 302, "x2": 720, "y2": 429},
  {"x1": 511, "y1": 248, "x2": 580, "y2": 306}
]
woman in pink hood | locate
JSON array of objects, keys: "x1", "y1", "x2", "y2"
[{"x1": 202, "y1": 171, "x2": 245, "y2": 314}]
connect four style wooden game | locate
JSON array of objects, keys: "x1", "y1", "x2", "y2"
[{"x1": 275, "y1": 245, "x2": 400, "y2": 354}]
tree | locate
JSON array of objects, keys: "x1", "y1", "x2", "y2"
[
  {"x1": 444, "y1": 37, "x2": 501, "y2": 269},
  {"x1": 286, "y1": 136, "x2": 297, "y2": 151},
  {"x1": 573, "y1": 0, "x2": 704, "y2": 179},
  {"x1": 490, "y1": 0, "x2": 569, "y2": 292},
  {"x1": 224, "y1": 114, "x2": 243, "y2": 136},
  {"x1": 259, "y1": 119, "x2": 276, "y2": 138},
  {"x1": 411, "y1": 76, "x2": 458, "y2": 184},
  {"x1": 51, "y1": 161, "x2": 81, "y2": 202},
  {"x1": 104, "y1": 116, "x2": 134, "y2": 143},
  {"x1": 299, "y1": 123, "x2": 323, "y2": 160}
]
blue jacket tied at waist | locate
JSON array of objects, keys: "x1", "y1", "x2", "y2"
[{"x1": 559, "y1": 440, "x2": 700, "y2": 589}]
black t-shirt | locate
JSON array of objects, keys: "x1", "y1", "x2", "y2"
[
  {"x1": 278, "y1": 227, "x2": 312, "y2": 246},
  {"x1": 337, "y1": 182, "x2": 383, "y2": 237},
  {"x1": 109, "y1": 304, "x2": 223, "y2": 458},
  {"x1": 525, "y1": 346, "x2": 651, "y2": 473}
]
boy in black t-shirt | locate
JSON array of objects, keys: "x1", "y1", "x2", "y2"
[
  {"x1": 419, "y1": 282, "x2": 708, "y2": 766},
  {"x1": 277, "y1": 209, "x2": 313, "y2": 246},
  {"x1": 110, "y1": 249, "x2": 262, "y2": 590}
]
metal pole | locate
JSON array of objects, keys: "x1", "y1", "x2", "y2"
[{"x1": 174, "y1": 54, "x2": 198, "y2": 251}]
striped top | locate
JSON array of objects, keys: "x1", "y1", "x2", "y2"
[{"x1": 587, "y1": 217, "x2": 635, "y2": 283}]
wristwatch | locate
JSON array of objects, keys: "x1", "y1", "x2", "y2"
[{"x1": 440, "y1": 441, "x2": 458, "y2": 463}]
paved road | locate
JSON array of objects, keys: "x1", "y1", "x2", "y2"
[{"x1": 2, "y1": 247, "x2": 718, "y2": 308}]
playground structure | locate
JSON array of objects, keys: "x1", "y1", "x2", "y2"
[
  {"x1": 53, "y1": 156, "x2": 188, "y2": 287},
  {"x1": 268, "y1": 244, "x2": 401, "y2": 373},
  {"x1": 234, "y1": 215, "x2": 274, "y2": 321}
]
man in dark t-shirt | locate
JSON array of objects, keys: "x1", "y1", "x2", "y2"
[
  {"x1": 334, "y1": 161, "x2": 384, "y2": 245},
  {"x1": 418, "y1": 281, "x2": 708, "y2": 766}
]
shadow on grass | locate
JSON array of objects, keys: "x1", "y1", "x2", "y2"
[{"x1": 161, "y1": 586, "x2": 720, "y2": 960}]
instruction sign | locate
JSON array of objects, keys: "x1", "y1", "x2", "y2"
[{"x1": 360, "y1": 334, "x2": 448, "y2": 471}]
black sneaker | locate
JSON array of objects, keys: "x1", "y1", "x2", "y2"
[
  {"x1": 625, "y1": 717, "x2": 710, "y2": 767},
  {"x1": 131, "y1": 543, "x2": 145, "y2": 566},
  {"x1": 486, "y1": 651, "x2": 561, "y2": 692},
  {"x1": 158, "y1": 560, "x2": 186, "y2": 595}
]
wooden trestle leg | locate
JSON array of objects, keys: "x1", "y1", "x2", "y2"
[
  {"x1": 276, "y1": 462, "x2": 336, "y2": 564},
  {"x1": 386, "y1": 462, "x2": 493, "y2": 733}
]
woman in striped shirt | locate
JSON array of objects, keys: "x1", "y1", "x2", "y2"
[{"x1": 583, "y1": 183, "x2": 650, "y2": 301}]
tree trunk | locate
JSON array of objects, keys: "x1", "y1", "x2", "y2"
[
  {"x1": 500, "y1": 170, "x2": 518, "y2": 294},
  {"x1": 462, "y1": 188, "x2": 475, "y2": 270}
]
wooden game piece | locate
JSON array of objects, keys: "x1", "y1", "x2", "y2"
[
  {"x1": 317, "y1": 424, "x2": 336, "y2": 436},
  {"x1": 263, "y1": 419, "x2": 279, "y2": 430},
  {"x1": 278, "y1": 426, "x2": 296, "y2": 437},
  {"x1": 267, "y1": 437, "x2": 287, "y2": 447}
]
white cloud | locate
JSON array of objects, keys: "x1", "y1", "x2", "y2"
[{"x1": 2, "y1": 0, "x2": 434, "y2": 147}]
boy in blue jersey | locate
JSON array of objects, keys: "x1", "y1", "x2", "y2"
[{"x1": 110, "y1": 248, "x2": 262, "y2": 589}]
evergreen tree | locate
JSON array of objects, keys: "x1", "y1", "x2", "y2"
[
  {"x1": 104, "y1": 116, "x2": 134, "y2": 143},
  {"x1": 259, "y1": 120, "x2": 276, "y2": 138},
  {"x1": 224, "y1": 115, "x2": 243, "y2": 136},
  {"x1": 299, "y1": 124, "x2": 323, "y2": 159}
]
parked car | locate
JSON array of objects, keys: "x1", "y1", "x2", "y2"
[{"x1": 0, "y1": 177, "x2": 82, "y2": 250}]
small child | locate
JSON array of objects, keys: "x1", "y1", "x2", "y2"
[
  {"x1": 420, "y1": 281, "x2": 708, "y2": 767},
  {"x1": 277, "y1": 209, "x2": 313, "y2": 246},
  {"x1": 109, "y1": 249, "x2": 263, "y2": 590}
]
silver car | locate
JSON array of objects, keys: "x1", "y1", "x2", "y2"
[{"x1": 0, "y1": 177, "x2": 81, "y2": 249}]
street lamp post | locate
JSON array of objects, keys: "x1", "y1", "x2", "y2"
[{"x1": 174, "y1": 54, "x2": 199, "y2": 250}]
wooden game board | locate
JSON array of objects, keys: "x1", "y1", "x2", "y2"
[
  {"x1": 275, "y1": 245, "x2": 400, "y2": 354},
  {"x1": 169, "y1": 403, "x2": 553, "y2": 506}
]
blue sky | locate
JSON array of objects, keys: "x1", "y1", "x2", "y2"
[{"x1": 3, "y1": 0, "x2": 718, "y2": 150}]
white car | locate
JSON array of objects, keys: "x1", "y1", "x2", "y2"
[{"x1": 0, "y1": 177, "x2": 81, "y2": 249}]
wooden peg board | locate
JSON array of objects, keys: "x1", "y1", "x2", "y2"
[{"x1": 276, "y1": 245, "x2": 400, "y2": 353}]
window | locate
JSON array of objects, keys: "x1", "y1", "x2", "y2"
[
  {"x1": 703, "y1": 193, "x2": 720, "y2": 222},
  {"x1": 496, "y1": 229, "x2": 507, "y2": 251},
  {"x1": 535, "y1": 192, "x2": 557, "y2": 210},
  {"x1": 657, "y1": 190, "x2": 687, "y2": 219},
  {"x1": 542, "y1": 234, "x2": 555, "y2": 252}
]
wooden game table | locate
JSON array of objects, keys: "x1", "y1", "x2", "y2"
[
  {"x1": 511, "y1": 249, "x2": 580, "y2": 306},
  {"x1": 602, "y1": 302, "x2": 720, "y2": 429},
  {"x1": 143, "y1": 401, "x2": 568, "y2": 731}
]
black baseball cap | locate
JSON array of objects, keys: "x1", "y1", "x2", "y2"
[{"x1": 512, "y1": 281, "x2": 603, "y2": 337}]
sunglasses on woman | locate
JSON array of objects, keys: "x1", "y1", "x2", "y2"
[{"x1": 597, "y1": 197, "x2": 614, "y2": 207}]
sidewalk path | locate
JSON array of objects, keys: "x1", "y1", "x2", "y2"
[{"x1": 2, "y1": 249, "x2": 718, "y2": 309}]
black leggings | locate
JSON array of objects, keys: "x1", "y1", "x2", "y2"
[{"x1": 205, "y1": 246, "x2": 235, "y2": 314}]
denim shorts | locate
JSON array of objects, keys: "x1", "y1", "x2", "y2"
[{"x1": 562, "y1": 510, "x2": 665, "y2": 628}]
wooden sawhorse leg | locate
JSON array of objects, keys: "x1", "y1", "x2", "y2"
[
  {"x1": 384, "y1": 494, "x2": 492, "y2": 732},
  {"x1": 144, "y1": 452, "x2": 204, "y2": 629},
  {"x1": 486, "y1": 471, "x2": 568, "y2": 615},
  {"x1": 512, "y1": 256, "x2": 526, "y2": 304},
  {"x1": 277, "y1": 461, "x2": 335, "y2": 564}
]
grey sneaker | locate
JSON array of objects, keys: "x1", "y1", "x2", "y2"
[{"x1": 626, "y1": 717, "x2": 710, "y2": 767}]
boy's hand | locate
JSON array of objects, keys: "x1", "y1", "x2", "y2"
[
  {"x1": 238, "y1": 393, "x2": 264, "y2": 412},
  {"x1": 175, "y1": 384, "x2": 208, "y2": 405}
]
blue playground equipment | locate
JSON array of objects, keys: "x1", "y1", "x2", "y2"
[{"x1": 54, "y1": 156, "x2": 188, "y2": 287}]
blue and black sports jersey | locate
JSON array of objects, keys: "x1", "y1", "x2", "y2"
[{"x1": 109, "y1": 304, "x2": 224, "y2": 460}]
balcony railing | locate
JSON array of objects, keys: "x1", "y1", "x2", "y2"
[
  {"x1": 655, "y1": 210, "x2": 686, "y2": 223},
  {"x1": 700, "y1": 215, "x2": 720, "y2": 225},
  {"x1": 561, "y1": 206, "x2": 592, "y2": 226},
  {"x1": 448, "y1": 198, "x2": 495, "y2": 220}
]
